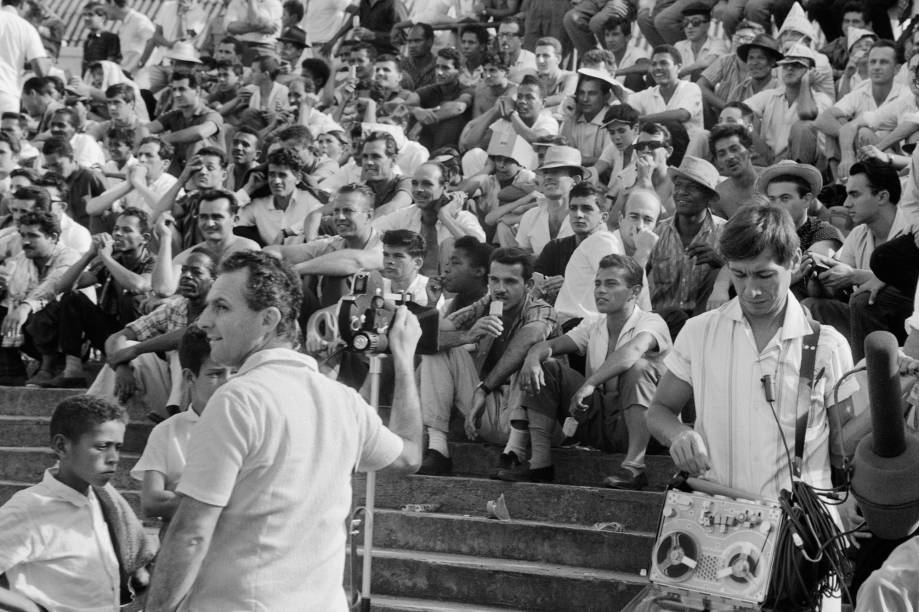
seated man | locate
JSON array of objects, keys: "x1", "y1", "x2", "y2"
[
  {"x1": 87, "y1": 136, "x2": 180, "y2": 219},
  {"x1": 1, "y1": 186, "x2": 91, "y2": 260},
  {"x1": 47, "y1": 107, "x2": 106, "y2": 170},
  {"x1": 588, "y1": 104, "x2": 640, "y2": 207},
  {"x1": 269, "y1": 183, "x2": 383, "y2": 324},
  {"x1": 601, "y1": 17, "x2": 651, "y2": 93},
  {"x1": 427, "y1": 235, "x2": 492, "y2": 316},
  {"x1": 627, "y1": 45, "x2": 704, "y2": 136},
  {"x1": 709, "y1": 123, "x2": 762, "y2": 219},
  {"x1": 41, "y1": 137, "x2": 106, "y2": 232},
  {"x1": 559, "y1": 69, "x2": 616, "y2": 166},
  {"x1": 0, "y1": 211, "x2": 81, "y2": 385},
  {"x1": 696, "y1": 23, "x2": 771, "y2": 118},
  {"x1": 358, "y1": 130, "x2": 413, "y2": 217},
  {"x1": 460, "y1": 74, "x2": 559, "y2": 152},
  {"x1": 648, "y1": 157, "x2": 725, "y2": 332},
  {"x1": 151, "y1": 189, "x2": 260, "y2": 297},
  {"x1": 378, "y1": 229, "x2": 431, "y2": 305},
  {"x1": 418, "y1": 247, "x2": 557, "y2": 476},
  {"x1": 534, "y1": 37, "x2": 577, "y2": 114},
  {"x1": 91, "y1": 245, "x2": 217, "y2": 413},
  {"x1": 564, "y1": 0, "x2": 636, "y2": 57},
  {"x1": 27, "y1": 207, "x2": 155, "y2": 388},
  {"x1": 399, "y1": 48, "x2": 474, "y2": 151},
  {"x1": 0, "y1": 395, "x2": 155, "y2": 612},
  {"x1": 85, "y1": 83, "x2": 149, "y2": 146},
  {"x1": 515, "y1": 254, "x2": 672, "y2": 486},
  {"x1": 684, "y1": 101, "x2": 774, "y2": 168},
  {"x1": 512, "y1": 145, "x2": 582, "y2": 255},
  {"x1": 235, "y1": 147, "x2": 323, "y2": 246},
  {"x1": 470, "y1": 53, "x2": 517, "y2": 119},
  {"x1": 374, "y1": 162, "x2": 484, "y2": 277},
  {"x1": 673, "y1": 3, "x2": 729, "y2": 80},
  {"x1": 804, "y1": 160, "x2": 906, "y2": 353}
]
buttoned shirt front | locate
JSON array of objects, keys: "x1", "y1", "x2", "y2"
[
  {"x1": 566, "y1": 306, "x2": 672, "y2": 377},
  {"x1": 559, "y1": 110, "x2": 612, "y2": 165},
  {"x1": 1, "y1": 242, "x2": 80, "y2": 312},
  {"x1": 674, "y1": 36, "x2": 729, "y2": 69},
  {"x1": 628, "y1": 79, "x2": 705, "y2": 133},
  {"x1": 119, "y1": 9, "x2": 155, "y2": 72},
  {"x1": 648, "y1": 210, "x2": 726, "y2": 313},
  {"x1": 611, "y1": 44, "x2": 650, "y2": 86},
  {"x1": 744, "y1": 86, "x2": 833, "y2": 158},
  {"x1": 225, "y1": 0, "x2": 283, "y2": 44},
  {"x1": 834, "y1": 81, "x2": 909, "y2": 121},
  {"x1": 515, "y1": 198, "x2": 573, "y2": 255},
  {"x1": 238, "y1": 188, "x2": 323, "y2": 244},
  {"x1": 0, "y1": 469, "x2": 121, "y2": 611},
  {"x1": 664, "y1": 295, "x2": 857, "y2": 500}
]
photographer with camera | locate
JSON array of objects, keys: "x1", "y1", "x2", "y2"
[{"x1": 146, "y1": 251, "x2": 423, "y2": 611}]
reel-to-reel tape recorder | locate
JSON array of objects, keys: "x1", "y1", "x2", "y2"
[{"x1": 628, "y1": 489, "x2": 783, "y2": 611}]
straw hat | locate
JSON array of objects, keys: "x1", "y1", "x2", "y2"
[
  {"x1": 756, "y1": 160, "x2": 823, "y2": 196},
  {"x1": 164, "y1": 41, "x2": 201, "y2": 64},
  {"x1": 536, "y1": 146, "x2": 585, "y2": 176},
  {"x1": 667, "y1": 156, "x2": 720, "y2": 194},
  {"x1": 737, "y1": 34, "x2": 784, "y2": 63}
]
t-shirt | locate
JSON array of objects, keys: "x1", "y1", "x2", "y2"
[
  {"x1": 65, "y1": 167, "x2": 107, "y2": 230},
  {"x1": 176, "y1": 348, "x2": 403, "y2": 611},
  {"x1": 534, "y1": 234, "x2": 579, "y2": 278},
  {"x1": 156, "y1": 103, "x2": 225, "y2": 177},
  {"x1": 566, "y1": 307, "x2": 672, "y2": 377},
  {"x1": 131, "y1": 409, "x2": 199, "y2": 490},
  {"x1": 417, "y1": 80, "x2": 474, "y2": 150}
]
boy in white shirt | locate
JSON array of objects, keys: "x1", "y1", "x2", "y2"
[{"x1": 379, "y1": 229, "x2": 432, "y2": 306}]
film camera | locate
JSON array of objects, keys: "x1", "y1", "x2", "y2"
[{"x1": 336, "y1": 273, "x2": 439, "y2": 354}]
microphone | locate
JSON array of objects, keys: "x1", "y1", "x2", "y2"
[
  {"x1": 761, "y1": 374, "x2": 776, "y2": 403},
  {"x1": 850, "y1": 332, "x2": 919, "y2": 539}
]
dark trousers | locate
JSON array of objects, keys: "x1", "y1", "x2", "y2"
[
  {"x1": 26, "y1": 292, "x2": 135, "y2": 358},
  {"x1": 0, "y1": 305, "x2": 37, "y2": 378},
  {"x1": 850, "y1": 286, "x2": 913, "y2": 362}
]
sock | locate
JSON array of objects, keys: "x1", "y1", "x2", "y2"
[
  {"x1": 62, "y1": 355, "x2": 83, "y2": 377},
  {"x1": 622, "y1": 460, "x2": 646, "y2": 474},
  {"x1": 428, "y1": 428, "x2": 449, "y2": 456},
  {"x1": 502, "y1": 426, "x2": 529, "y2": 460},
  {"x1": 528, "y1": 410, "x2": 555, "y2": 469}
]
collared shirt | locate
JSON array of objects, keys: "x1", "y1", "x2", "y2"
[
  {"x1": 119, "y1": 9, "x2": 155, "y2": 73},
  {"x1": 302, "y1": 0, "x2": 350, "y2": 45},
  {"x1": 833, "y1": 81, "x2": 909, "y2": 121},
  {"x1": 0, "y1": 469, "x2": 121, "y2": 612},
  {"x1": 357, "y1": 0, "x2": 407, "y2": 53},
  {"x1": 225, "y1": 0, "x2": 283, "y2": 44},
  {"x1": 559, "y1": 110, "x2": 612, "y2": 165},
  {"x1": 157, "y1": 101, "x2": 225, "y2": 176},
  {"x1": 238, "y1": 188, "x2": 323, "y2": 244},
  {"x1": 674, "y1": 36, "x2": 729, "y2": 68},
  {"x1": 246, "y1": 81, "x2": 290, "y2": 118},
  {"x1": 507, "y1": 48, "x2": 538, "y2": 83},
  {"x1": 2, "y1": 242, "x2": 81, "y2": 312},
  {"x1": 131, "y1": 409, "x2": 200, "y2": 490},
  {"x1": 448, "y1": 292, "x2": 557, "y2": 358},
  {"x1": 566, "y1": 306, "x2": 672, "y2": 377},
  {"x1": 146, "y1": 0, "x2": 207, "y2": 67},
  {"x1": 515, "y1": 198, "x2": 573, "y2": 255},
  {"x1": 0, "y1": 8, "x2": 45, "y2": 114},
  {"x1": 538, "y1": 69, "x2": 577, "y2": 98},
  {"x1": 835, "y1": 222, "x2": 904, "y2": 271},
  {"x1": 628, "y1": 79, "x2": 705, "y2": 133},
  {"x1": 701, "y1": 53, "x2": 748, "y2": 102},
  {"x1": 123, "y1": 172, "x2": 180, "y2": 216},
  {"x1": 744, "y1": 86, "x2": 833, "y2": 158},
  {"x1": 472, "y1": 81, "x2": 517, "y2": 117},
  {"x1": 177, "y1": 347, "x2": 403, "y2": 611},
  {"x1": 89, "y1": 247, "x2": 155, "y2": 316},
  {"x1": 555, "y1": 229, "x2": 652, "y2": 320},
  {"x1": 862, "y1": 93, "x2": 919, "y2": 132},
  {"x1": 401, "y1": 53, "x2": 436, "y2": 89},
  {"x1": 648, "y1": 210, "x2": 726, "y2": 313},
  {"x1": 723, "y1": 75, "x2": 779, "y2": 106},
  {"x1": 126, "y1": 295, "x2": 192, "y2": 341},
  {"x1": 373, "y1": 200, "x2": 486, "y2": 244},
  {"x1": 611, "y1": 44, "x2": 650, "y2": 86},
  {"x1": 82, "y1": 30, "x2": 120, "y2": 74},
  {"x1": 664, "y1": 294, "x2": 857, "y2": 500}
]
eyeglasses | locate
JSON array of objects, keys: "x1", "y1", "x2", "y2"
[
  {"x1": 682, "y1": 17, "x2": 707, "y2": 27},
  {"x1": 497, "y1": 31, "x2": 520, "y2": 38},
  {"x1": 732, "y1": 33, "x2": 756, "y2": 44},
  {"x1": 633, "y1": 141, "x2": 667, "y2": 152}
]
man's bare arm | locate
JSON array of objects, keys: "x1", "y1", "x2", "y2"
[
  {"x1": 145, "y1": 496, "x2": 223, "y2": 611},
  {"x1": 482, "y1": 324, "x2": 549, "y2": 389}
]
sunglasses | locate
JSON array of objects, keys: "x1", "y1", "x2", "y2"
[
  {"x1": 633, "y1": 141, "x2": 667, "y2": 152},
  {"x1": 682, "y1": 17, "x2": 707, "y2": 27}
]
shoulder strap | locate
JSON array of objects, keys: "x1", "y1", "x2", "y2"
[{"x1": 793, "y1": 319, "x2": 822, "y2": 477}]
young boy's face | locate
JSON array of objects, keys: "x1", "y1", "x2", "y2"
[
  {"x1": 382, "y1": 245, "x2": 422, "y2": 284},
  {"x1": 184, "y1": 356, "x2": 228, "y2": 414},
  {"x1": 55, "y1": 420, "x2": 126, "y2": 492}
]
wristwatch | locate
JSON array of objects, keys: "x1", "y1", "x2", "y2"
[{"x1": 476, "y1": 381, "x2": 492, "y2": 395}]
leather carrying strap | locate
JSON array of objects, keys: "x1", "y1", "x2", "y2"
[{"x1": 793, "y1": 319, "x2": 822, "y2": 478}]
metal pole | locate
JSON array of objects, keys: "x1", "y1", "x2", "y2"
[{"x1": 360, "y1": 354, "x2": 383, "y2": 612}]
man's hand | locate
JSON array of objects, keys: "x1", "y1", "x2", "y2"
[
  {"x1": 437, "y1": 196, "x2": 461, "y2": 222},
  {"x1": 686, "y1": 243, "x2": 723, "y2": 267},
  {"x1": 669, "y1": 428, "x2": 711, "y2": 476},
  {"x1": 128, "y1": 163, "x2": 148, "y2": 188},
  {"x1": 114, "y1": 364, "x2": 137, "y2": 404},
  {"x1": 154, "y1": 212, "x2": 175, "y2": 243},
  {"x1": 814, "y1": 257, "x2": 854, "y2": 290},
  {"x1": 519, "y1": 351, "x2": 546, "y2": 395},
  {"x1": 388, "y1": 305, "x2": 422, "y2": 363},
  {"x1": 411, "y1": 107, "x2": 439, "y2": 125},
  {"x1": 352, "y1": 26, "x2": 375, "y2": 40},
  {"x1": 96, "y1": 233, "x2": 115, "y2": 259},
  {"x1": 569, "y1": 382, "x2": 595, "y2": 417},
  {"x1": 465, "y1": 387, "x2": 488, "y2": 440},
  {"x1": 633, "y1": 228, "x2": 659, "y2": 255},
  {"x1": 0, "y1": 305, "x2": 28, "y2": 339},
  {"x1": 852, "y1": 276, "x2": 886, "y2": 305},
  {"x1": 426, "y1": 275, "x2": 444, "y2": 306},
  {"x1": 467, "y1": 315, "x2": 503, "y2": 342},
  {"x1": 181, "y1": 155, "x2": 204, "y2": 184},
  {"x1": 538, "y1": 275, "x2": 564, "y2": 298},
  {"x1": 243, "y1": 169, "x2": 267, "y2": 195},
  {"x1": 108, "y1": 345, "x2": 137, "y2": 368}
]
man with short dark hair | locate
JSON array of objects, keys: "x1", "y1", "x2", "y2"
[
  {"x1": 627, "y1": 44, "x2": 704, "y2": 134},
  {"x1": 459, "y1": 25, "x2": 488, "y2": 74},
  {"x1": 497, "y1": 17, "x2": 536, "y2": 83},
  {"x1": 41, "y1": 136, "x2": 107, "y2": 231},
  {"x1": 145, "y1": 250, "x2": 423, "y2": 611},
  {"x1": 673, "y1": 3, "x2": 728, "y2": 79},
  {"x1": 709, "y1": 123, "x2": 761, "y2": 219},
  {"x1": 358, "y1": 130, "x2": 412, "y2": 215},
  {"x1": 147, "y1": 70, "x2": 225, "y2": 177},
  {"x1": 560, "y1": 70, "x2": 616, "y2": 166},
  {"x1": 399, "y1": 47, "x2": 474, "y2": 150},
  {"x1": 87, "y1": 135, "x2": 178, "y2": 219},
  {"x1": 400, "y1": 22, "x2": 435, "y2": 89},
  {"x1": 470, "y1": 52, "x2": 516, "y2": 119},
  {"x1": 102, "y1": 0, "x2": 154, "y2": 74},
  {"x1": 48, "y1": 107, "x2": 106, "y2": 168},
  {"x1": 430, "y1": 235, "x2": 492, "y2": 315},
  {"x1": 86, "y1": 83, "x2": 149, "y2": 144},
  {"x1": 0, "y1": 210, "x2": 80, "y2": 385},
  {"x1": 81, "y1": 1, "x2": 121, "y2": 73},
  {"x1": 563, "y1": 0, "x2": 636, "y2": 56},
  {"x1": 418, "y1": 246, "x2": 558, "y2": 476},
  {"x1": 462, "y1": 74, "x2": 558, "y2": 151}
]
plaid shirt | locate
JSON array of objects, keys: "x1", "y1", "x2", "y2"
[
  {"x1": 649, "y1": 210, "x2": 726, "y2": 313},
  {"x1": 126, "y1": 296, "x2": 192, "y2": 341},
  {"x1": 448, "y1": 292, "x2": 558, "y2": 355}
]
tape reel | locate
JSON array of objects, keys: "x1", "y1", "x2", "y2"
[
  {"x1": 717, "y1": 543, "x2": 762, "y2": 586},
  {"x1": 654, "y1": 531, "x2": 700, "y2": 582}
]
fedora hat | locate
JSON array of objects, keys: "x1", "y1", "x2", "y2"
[
  {"x1": 537, "y1": 146, "x2": 585, "y2": 176},
  {"x1": 486, "y1": 130, "x2": 536, "y2": 170},
  {"x1": 667, "y1": 156, "x2": 720, "y2": 194},
  {"x1": 164, "y1": 41, "x2": 201, "y2": 64},
  {"x1": 755, "y1": 160, "x2": 823, "y2": 196},
  {"x1": 737, "y1": 34, "x2": 783, "y2": 63},
  {"x1": 278, "y1": 26, "x2": 310, "y2": 48},
  {"x1": 776, "y1": 42, "x2": 816, "y2": 68}
]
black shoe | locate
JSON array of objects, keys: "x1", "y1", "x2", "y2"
[
  {"x1": 603, "y1": 467, "x2": 648, "y2": 491},
  {"x1": 418, "y1": 449, "x2": 452, "y2": 476},
  {"x1": 497, "y1": 464, "x2": 555, "y2": 483},
  {"x1": 490, "y1": 451, "x2": 522, "y2": 479},
  {"x1": 0, "y1": 374, "x2": 26, "y2": 387},
  {"x1": 147, "y1": 412, "x2": 166, "y2": 425}
]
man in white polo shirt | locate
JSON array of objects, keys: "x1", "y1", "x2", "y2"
[
  {"x1": 627, "y1": 44, "x2": 704, "y2": 135},
  {"x1": 0, "y1": 0, "x2": 50, "y2": 114}
]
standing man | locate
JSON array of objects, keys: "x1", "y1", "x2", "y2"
[
  {"x1": 145, "y1": 250, "x2": 424, "y2": 611},
  {"x1": 0, "y1": 0, "x2": 50, "y2": 114},
  {"x1": 103, "y1": 0, "x2": 155, "y2": 76}
]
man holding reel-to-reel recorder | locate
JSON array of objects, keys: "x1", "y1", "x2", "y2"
[{"x1": 641, "y1": 204, "x2": 864, "y2": 611}]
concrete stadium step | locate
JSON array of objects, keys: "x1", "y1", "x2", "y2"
[
  {"x1": 0, "y1": 415, "x2": 152, "y2": 454},
  {"x1": 354, "y1": 473, "x2": 665, "y2": 532},
  {"x1": 372, "y1": 508, "x2": 653, "y2": 573},
  {"x1": 370, "y1": 595, "x2": 527, "y2": 612},
  {"x1": 0, "y1": 385, "x2": 153, "y2": 422},
  {"x1": 447, "y1": 441, "x2": 676, "y2": 490},
  {"x1": 352, "y1": 547, "x2": 647, "y2": 611},
  {"x1": 0, "y1": 447, "x2": 141, "y2": 491}
]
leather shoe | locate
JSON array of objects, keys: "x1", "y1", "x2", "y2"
[
  {"x1": 26, "y1": 369, "x2": 56, "y2": 387},
  {"x1": 603, "y1": 467, "x2": 648, "y2": 490},
  {"x1": 497, "y1": 464, "x2": 555, "y2": 483},
  {"x1": 418, "y1": 449, "x2": 452, "y2": 476},
  {"x1": 45, "y1": 375, "x2": 87, "y2": 389},
  {"x1": 490, "y1": 451, "x2": 522, "y2": 479}
]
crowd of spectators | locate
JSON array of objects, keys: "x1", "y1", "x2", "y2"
[{"x1": 3, "y1": 0, "x2": 919, "y2": 607}]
